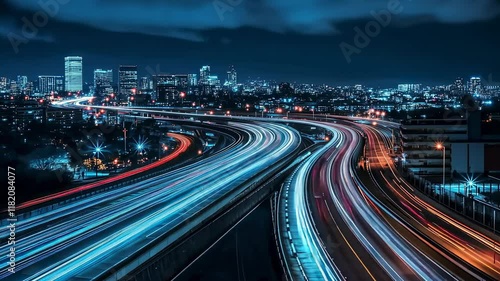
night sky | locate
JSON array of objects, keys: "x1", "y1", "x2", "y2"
[{"x1": 1, "y1": 0, "x2": 500, "y2": 87}]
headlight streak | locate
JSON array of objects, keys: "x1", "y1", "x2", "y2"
[
  {"x1": 360, "y1": 123, "x2": 500, "y2": 279},
  {"x1": 283, "y1": 128, "x2": 345, "y2": 280},
  {"x1": 283, "y1": 119, "x2": 458, "y2": 280},
  {"x1": 332, "y1": 124, "x2": 458, "y2": 280},
  {"x1": 0, "y1": 121, "x2": 301, "y2": 280},
  {"x1": 45, "y1": 100, "x2": 493, "y2": 280}
]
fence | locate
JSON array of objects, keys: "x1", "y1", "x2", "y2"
[{"x1": 406, "y1": 172, "x2": 499, "y2": 235}]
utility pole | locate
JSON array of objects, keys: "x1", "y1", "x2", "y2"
[{"x1": 123, "y1": 122, "x2": 128, "y2": 153}]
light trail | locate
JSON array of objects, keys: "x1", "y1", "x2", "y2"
[
  {"x1": 361, "y1": 123, "x2": 500, "y2": 280},
  {"x1": 12, "y1": 133, "x2": 192, "y2": 210},
  {"x1": 0, "y1": 120, "x2": 301, "y2": 280}
]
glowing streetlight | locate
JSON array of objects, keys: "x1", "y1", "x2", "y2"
[
  {"x1": 180, "y1": 92, "x2": 186, "y2": 105},
  {"x1": 436, "y1": 142, "x2": 446, "y2": 196},
  {"x1": 134, "y1": 136, "x2": 149, "y2": 155},
  {"x1": 91, "y1": 141, "x2": 105, "y2": 159}
]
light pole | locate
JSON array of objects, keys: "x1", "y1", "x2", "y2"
[
  {"x1": 123, "y1": 127, "x2": 128, "y2": 152},
  {"x1": 123, "y1": 128, "x2": 127, "y2": 153},
  {"x1": 180, "y1": 92, "x2": 186, "y2": 106},
  {"x1": 436, "y1": 142, "x2": 446, "y2": 201}
]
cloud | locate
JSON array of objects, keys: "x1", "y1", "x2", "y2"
[
  {"x1": 5, "y1": 0, "x2": 500, "y2": 42},
  {"x1": 0, "y1": 19, "x2": 54, "y2": 43}
]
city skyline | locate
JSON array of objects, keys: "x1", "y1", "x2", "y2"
[
  {"x1": 1, "y1": 1, "x2": 500, "y2": 86},
  {"x1": 1, "y1": 55, "x2": 499, "y2": 89}
]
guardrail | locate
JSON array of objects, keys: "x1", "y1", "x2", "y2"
[{"x1": 406, "y1": 173, "x2": 500, "y2": 235}]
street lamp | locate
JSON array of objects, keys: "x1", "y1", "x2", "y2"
[
  {"x1": 436, "y1": 142, "x2": 446, "y2": 197},
  {"x1": 122, "y1": 126, "x2": 128, "y2": 152},
  {"x1": 180, "y1": 92, "x2": 186, "y2": 105}
]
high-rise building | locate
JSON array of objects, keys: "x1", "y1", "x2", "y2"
[
  {"x1": 398, "y1": 84, "x2": 421, "y2": 92},
  {"x1": 453, "y1": 77, "x2": 464, "y2": 94},
  {"x1": 38, "y1": 76, "x2": 64, "y2": 94},
  {"x1": 226, "y1": 65, "x2": 237, "y2": 85},
  {"x1": 140, "y1": 77, "x2": 151, "y2": 90},
  {"x1": 208, "y1": 76, "x2": 220, "y2": 87},
  {"x1": 469, "y1": 77, "x2": 482, "y2": 95},
  {"x1": 10, "y1": 81, "x2": 19, "y2": 94},
  {"x1": 64, "y1": 56, "x2": 83, "y2": 92},
  {"x1": 0, "y1": 77, "x2": 8, "y2": 91},
  {"x1": 24, "y1": 81, "x2": 34, "y2": 96},
  {"x1": 153, "y1": 74, "x2": 189, "y2": 100},
  {"x1": 17, "y1": 75, "x2": 28, "y2": 90},
  {"x1": 188, "y1": 74, "x2": 198, "y2": 87},
  {"x1": 199, "y1": 65, "x2": 210, "y2": 85},
  {"x1": 175, "y1": 74, "x2": 189, "y2": 89},
  {"x1": 118, "y1": 65, "x2": 138, "y2": 96},
  {"x1": 153, "y1": 74, "x2": 174, "y2": 90},
  {"x1": 94, "y1": 69, "x2": 113, "y2": 96}
]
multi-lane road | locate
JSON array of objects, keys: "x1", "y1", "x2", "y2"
[
  {"x1": 360, "y1": 121, "x2": 500, "y2": 280},
  {"x1": 6, "y1": 98, "x2": 500, "y2": 280},
  {"x1": 14, "y1": 132, "x2": 193, "y2": 210},
  {"x1": 280, "y1": 121, "x2": 467, "y2": 280},
  {"x1": 1, "y1": 121, "x2": 301, "y2": 280}
]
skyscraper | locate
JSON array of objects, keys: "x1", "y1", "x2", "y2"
[
  {"x1": 199, "y1": 66, "x2": 210, "y2": 85},
  {"x1": 0, "y1": 77, "x2": 7, "y2": 91},
  {"x1": 38, "y1": 75, "x2": 64, "y2": 94},
  {"x1": 64, "y1": 56, "x2": 83, "y2": 92},
  {"x1": 188, "y1": 74, "x2": 198, "y2": 87},
  {"x1": 454, "y1": 77, "x2": 464, "y2": 94},
  {"x1": 226, "y1": 65, "x2": 237, "y2": 85},
  {"x1": 118, "y1": 65, "x2": 138, "y2": 96},
  {"x1": 469, "y1": 77, "x2": 482, "y2": 95},
  {"x1": 17, "y1": 75, "x2": 28, "y2": 90},
  {"x1": 140, "y1": 77, "x2": 151, "y2": 90},
  {"x1": 94, "y1": 69, "x2": 113, "y2": 96}
]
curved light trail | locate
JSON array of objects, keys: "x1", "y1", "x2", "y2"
[
  {"x1": 11, "y1": 133, "x2": 192, "y2": 210},
  {"x1": 361, "y1": 122, "x2": 500, "y2": 280},
  {"x1": 280, "y1": 120, "x2": 460, "y2": 280},
  {"x1": 0, "y1": 121, "x2": 301, "y2": 280}
]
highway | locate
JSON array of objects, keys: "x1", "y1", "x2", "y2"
[
  {"x1": 0, "y1": 121, "x2": 301, "y2": 280},
  {"x1": 279, "y1": 120, "x2": 461, "y2": 280},
  {"x1": 12, "y1": 132, "x2": 193, "y2": 210},
  {"x1": 359, "y1": 122, "x2": 500, "y2": 280},
  {"x1": 42, "y1": 99, "x2": 500, "y2": 279},
  {"x1": 277, "y1": 127, "x2": 345, "y2": 280}
]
